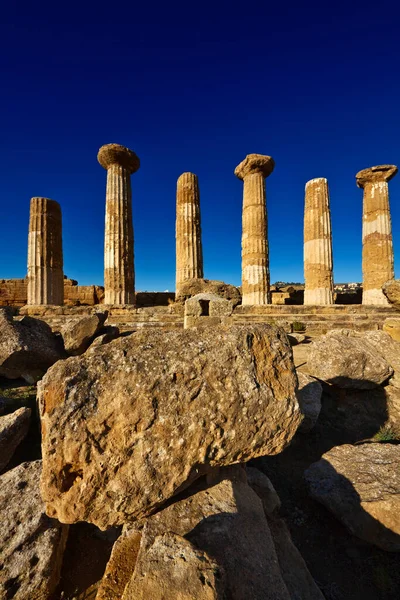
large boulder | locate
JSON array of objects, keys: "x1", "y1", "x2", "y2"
[
  {"x1": 61, "y1": 311, "x2": 108, "y2": 355},
  {"x1": 383, "y1": 279, "x2": 400, "y2": 310},
  {"x1": 307, "y1": 330, "x2": 393, "y2": 389},
  {"x1": 0, "y1": 308, "x2": 65, "y2": 382},
  {"x1": 0, "y1": 461, "x2": 68, "y2": 599},
  {"x1": 176, "y1": 278, "x2": 241, "y2": 307},
  {"x1": 363, "y1": 330, "x2": 400, "y2": 388},
  {"x1": 0, "y1": 407, "x2": 31, "y2": 472},
  {"x1": 122, "y1": 468, "x2": 291, "y2": 600},
  {"x1": 124, "y1": 532, "x2": 225, "y2": 600},
  {"x1": 39, "y1": 324, "x2": 302, "y2": 529},
  {"x1": 296, "y1": 373, "x2": 322, "y2": 432},
  {"x1": 305, "y1": 444, "x2": 400, "y2": 551}
]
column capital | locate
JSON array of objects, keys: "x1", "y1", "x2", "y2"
[
  {"x1": 98, "y1": 143, "x2": 140, "y2": 174},
  {"x1": 356, "y1": 164, "x2": 397, "y2": 189},
  {"x1": 235, "y1": 154, "x2": 275, "y2": 180}
]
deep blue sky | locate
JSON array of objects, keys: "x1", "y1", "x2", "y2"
[{"x1": 1, "y1": 1, "x2": 399, "y2": 290}]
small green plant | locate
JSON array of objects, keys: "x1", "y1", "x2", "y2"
[
  {"x1": 373, "y1": 425, "x2": 400, "y2": 442},
  {"x1": 292, "y1": 321, "x2": 306, "y2": 333}
]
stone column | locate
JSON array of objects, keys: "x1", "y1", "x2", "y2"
[
  {"x1": 303, "y1": 178, "x2": 334, "y2": 305},
  {"x1": 27, "y1": 197, "x2": 64, "y2": 305},
  {"x1": 98, "y1": 143, "x2": 140, "y2": 305},
  {"x1": 356, "y1": 165, "x2": 397, "y2": 305},
  {"x1": 176, "y1": 172, "x2": 204, "y2": 293},
  {"x1": 235, "y1": 154, "x2": 274, "y2": 305}
]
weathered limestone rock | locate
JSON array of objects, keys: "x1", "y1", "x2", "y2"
[
  {"x1": 98, "y1": 143, "x2": 140, "y2": 305},
  {"x1": 0, "y1": 407, "x2": 31, "y2": 472},
  {"x1": 296, "y1": 372, "x2": 322, "y2": 432},
  {"x1": 304, "y1": 178, "x2": 334, "y2": 305},
  {"x1": 61, "y1": 311, "x2": 108, "y2": 355},
  {"x1": 27, "y1": 197, "x2": 64, "y2": 306},
  {"x1": 39, "y1": 324, "x2": 302, "y2": 528},
  {"x1": 235, "y1": 153, "x2": 274, "y2": 305},
  {"x1": 0, "y1": 308, "x2": 64, "y2": 382},
  {"x1": 122, "y1": 469, "x2": 291, "y2": 600},
  {"x1": 0, "y1": 461, "x2": 68, "y2": 599},
  {"x1": 268, "y1": 517, "x2": 326, "y2": 600},
  {"x1": 356, "y1": 165, "x2": 397, "y2": 305},
  {"x1": 175, "y1": 277, "x2": 241, "y2": 307},
  {"x1": 96, "y1": 527, "x2": 142, "y2": 600},
  {"x1": 246, "y1": 466, "x2": 281, "y2": 516},
  {"x1": 383, "y1": 279, "x2": 400, "y2": 310},
  {"x1": 305, "y1": 444, "x2": 400, "y2": 551},
  {"x1": 176, "y1": 173, "x2": 204, "y2": 295},
  {"x1": 124, "y1": 532, "x2": 225, "y2": 600},
  {"x1": 383, "y1": 318, "x2": 400, "y2": 342},
  {"x1": 307, "y1": 330, "x2": 393, "y2": 389}
]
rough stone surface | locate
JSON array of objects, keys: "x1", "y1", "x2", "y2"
[
  {"x1": 0, "y1": 407, "x2": 31, "y2": 472},
  {"x1": 176, "y1": 172, "x2": 203, "y2": 294},
  {"x1": 27, "y1": 197, "x2": 64, "y2": 306},
  {"x1": 0, "y1": 461, "x2": 68, "y2": 599},
  {"x1": 39, "y1": 324, "x2": 302, "y2": 528},
  {"x1": 96, "y1": 527, "x2": 142, "y2": 600},
  {"x1": 268, "y1": 517, "x2": 326, "y2": 600},
  {"x1": 296, "y1": 372, "x2": 322, "y2": 432},
  {"x1": 99, "y1": 143, "x2": 139, "y2": 305},
  {"x1": 307, "y1": 331, "x2": 393, "y2": 388},
  {"x1": 89, "y1": 325, "x2": 120, "y2": 349},
  {"x1": 304, "y1": 178, "x2": 334, "y2": 305},
  {"x1": 305, "y1": 443, "x2": 400, "y2": 551},
  {"x1": 123, "y1": 532, "x2": 225, "y2": 600},
  {"x1": 235, "y1": 154, "x2": 274, "y2": 305},
  {"x1": 383, "y1": 279, "x2": 400, "y2": 310},
  {"x1": 0, "y1": 308, "x2": 65, "y2": 382},
  {"x1": 246, "y1": 466, "x2": 281, "y2": 516},
  {"x1": 383, "y1": 318, "x2": 400, "y2": 342},
  {"x1": 61, "y1": 312, "x2": 108, "y2": 355},
  {"x1": 123, "y1": 468, "x2": 290, "y2": 600},
  {"x1": 175, "y1": 277, "x2": 241, "y2": 306},
  {"x1": 356, "y1": 165, "x2": 397, "y2": 305}
]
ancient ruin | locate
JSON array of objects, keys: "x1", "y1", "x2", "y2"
[
  {"x1": 27, "y1": 197, "x2": 64, "y2": 306},
  {"x1": 175, "y1": 172, "x2": 203, "y2": 294},
  {"x1": 235, "y1": 153, "x2": 274, "y2": 305},
  {"x1": 356, "y1": 165, "x2": 397, "y2": 305},
  {"x1": 303, "y1": 178, "x2": 334, "y2": 305},
  {"x1": 98, "y1": 143, "x2": 140, "y2": 305}
]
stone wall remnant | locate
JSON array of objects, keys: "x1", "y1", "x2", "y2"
[
  {"x1": 98, "y1": 143, "x2": 140, "y2": 305},
  {"x1": 304, "y1": 178, "x2": 334, "y2": 305},
  {"x1": 176, "y1": 172, "x2": 203, "y2": 294},
  {"x1": 356, "y1": 165, "x2": 397, "y2": 305},
  {"x1": 235, "y1": 154, "x2": 274, "y2": 305},
  {"x1": 27, "y1": 197, "x2": 64, "y2": 305}
]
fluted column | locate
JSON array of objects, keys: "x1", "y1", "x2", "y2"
[
  {"x1": 356, "y1": 165, "x2": 397, "y2": 305},
  {"x1": 176, "y1": 172, "x2": 203, "y2": 293},
  {"x1": 98, "y1": 143, "x2": 140, "y2": 305},
  {"x1": 235, "y1": 154, "x2": 274, "y2": 305},
  {"x1": 27, "y1": 197, "x2": 63, "y2": 305},
  {"x1": 303, "y1": 178, "x2": 334, "y2": 304}
]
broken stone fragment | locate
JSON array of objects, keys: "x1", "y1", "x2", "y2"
[
  {"x1": 61, "y1": 311, "x2": 108, "y2": 355},
  {"x1": 0, "y1": 407, "x2": 31, "y2": 472},
  {"x1": 305, "y1": 443, "x2": 400, "y2": 551},
  {"x1": 307, "y1": 330, "x2": 393, "y2": 389},
  {"x1": 39, "y1": 324, "x2": 302, "y2": 529},
  {"x1": 0, "y1": 308, "x2": 65, "y2": 382}
]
